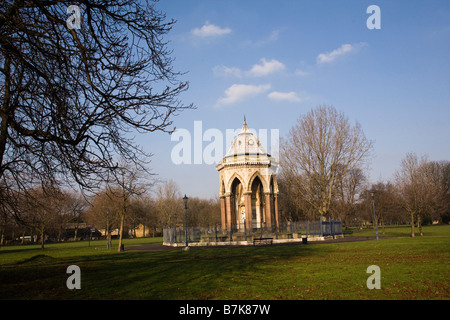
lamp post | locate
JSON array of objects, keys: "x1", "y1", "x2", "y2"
[
  {"x1": 370, "y1": 190, "x2": 379, "y2": 241},
  {"x1": 183, "y1": 194, "x2": 189, "y2": 250}
]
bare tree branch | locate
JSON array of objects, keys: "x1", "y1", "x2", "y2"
[
  {"x1": 280, "y1": 106, "x2": 374, "y2": 219},
  {"x1": 0, "y1": 0, "x2": 193, "y2": 200}
]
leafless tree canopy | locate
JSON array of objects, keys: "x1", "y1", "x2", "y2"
[
  {"x1": 280, "y1": 106, "x2": 374, "y2": 219},
  {"x1": 0, "y1": 0, "x2": 192, "y2": 195},
  {"x1": 395, "y1": 153, "x2": 450, "y2": 236}
]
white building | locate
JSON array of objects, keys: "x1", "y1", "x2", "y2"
[{"x1": 216, "y1": 118, "x2": 280, "y2": 231}]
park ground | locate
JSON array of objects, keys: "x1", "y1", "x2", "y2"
[{"x1": 0, "y1": 225, "x2": 448, "y2": 300}]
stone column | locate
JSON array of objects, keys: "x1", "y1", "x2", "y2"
[
  {"x1": 244, "y1": 192, "x2": 253, "y2": 231},
  {"x1": 220, "y1": 196, "x2": 226, "y2": 231},
  {"x1": 274, "y1": 194, "x2": 279, "y2": 229},
  {"x1": 225, "y1": 194, "x2": 232, "y2": 231},
  {"x1": 264, "y1": 193, "x2": 272, "y2": 228}
]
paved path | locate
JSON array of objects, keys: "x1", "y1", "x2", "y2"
[
  {"x1": 126, "y1": 243, "x2": 180, "y2": 251},
  {"x1": 311, "y1": 236, "x2": 386, "y2": 243}
]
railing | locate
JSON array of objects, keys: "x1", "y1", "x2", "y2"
[
  {"x1": 281, "y1": 219, "x2": 343, "y2": 237},
  {"x1": 163, "y1": 218, "x2": 343, "y2": 245},
  {"x1": 163, "y1": 227, "x2": 202, "y2": 245}
]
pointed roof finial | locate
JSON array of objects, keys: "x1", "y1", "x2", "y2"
[{"x1": 241, "y1": 115, "x2": 249, "y2": 133}]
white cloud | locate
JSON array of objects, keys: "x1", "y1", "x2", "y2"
[
  {"x1": 191, "y1": 21, "x2": 231, "y2": 37},
  {"x1": 213, "y1": 58, "x2": 285, "y2": 79},
  {"x1": 295, "y1": 69, "x2": 309, "y2": 77},
  {"x1": 267, "y1": 30, "x2": 280, "y2": 42},
  {"x1": 212, "y1": 65, "x2": 243, "y2": 78},
  {"x1": 217, "y1": 84, "x2": 271, "y2": 105},
  {"x1": 253, "y1": 29, "x2": 281, "y2": 46},
  {"x1": 316, "y1": 43, "x2": 367, "y2": 64},
  {"x1": 268, "y1": 91, "x2": 302, "y2": 102},
  {"x1": 249, "y1": 58, "x2": 285, "y2": 77}
]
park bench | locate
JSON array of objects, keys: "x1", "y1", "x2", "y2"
[
  {"x1": 253, "y1": 237, "x2": 273, "y2": 246},
  {"x1": 343, "y1": 230, "x2": 353, "y2": 235}
]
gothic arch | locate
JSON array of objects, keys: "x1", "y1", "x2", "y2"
[
  {"x1": 250, "y1": 175, "x2": 265, "y2": 229},
  {"x1": 247, "y1": 170, "x2": 269, "y2": 194},
  {"x1": 225, "y1": 172, "x2": 246, "y2": 195}
]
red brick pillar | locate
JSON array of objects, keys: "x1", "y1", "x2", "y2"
[
  {"x1": 244, "y1": 192, "x2": 252, "y2": 230},
  {"x1": 220, "y1": 196, "x2": 226, "y2": 231},
  {"x1": 264, "y1": 193, "x2": 272, "y2": 228},
  {"x1": 274, "y1": 194, "x2": 279, "y2": 229},
  {"x1": 225, "y1": 195, "x2": 232, "y2": 231}
]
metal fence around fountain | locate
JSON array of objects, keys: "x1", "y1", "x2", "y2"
[{"x1": 163, "y1": 218, "x2": 343, "y2": 245}]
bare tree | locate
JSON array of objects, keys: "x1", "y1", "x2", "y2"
[
  {"x1": 187, "y1": 197, "x2": 221, "y2": 227},
  {"x1": 424, "y1": 160, "x2": 450, "y2": 223},
  {"x1": 334, "y1": 168, "x2": 367, "y2": 227},
  {"x1": 0, "y1": 0, "x2": 192, "y2": 209},
  {"x1": 63, "y1": 191, "x2": 88, "y2": 241},
  {"x1": 85, "y1": 190, "x2": 120, "y2": 248},
  {"x1": 280, "y1": 106, "x2": 374, "y2": 220},
  {"x1": 111, "y1": 165, "x2": 149, "y2": 252},
  {"x1": 19, "y1": 184, "x2": 64, "y2": 249},
  {"x1": 395, "y1": 153, "x2": 435, "y2": 237},
  {"x1": 135, "y1": 195, "x2": 159, "y2": 237},
  {"x1": 359, "y1": 182, "x2": 402, "y2": 234},
  {"x1": 277, "y1": 173, "x2": 311, "y2": 221},
  {"x1": 155, "y1": 179, "x2": 182, "y2": 227}
]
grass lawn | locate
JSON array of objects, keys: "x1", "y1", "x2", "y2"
[{"x1": 0, "y1": 225, "x2": 449, "y2": 300}]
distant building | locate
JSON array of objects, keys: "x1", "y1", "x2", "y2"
[{"x1": 216, "y1": 118, "x2": 279, "y2": 231}]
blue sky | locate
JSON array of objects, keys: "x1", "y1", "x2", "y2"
[{"x1": 138, "y1": 0, "x2": 450, "y2": 199}]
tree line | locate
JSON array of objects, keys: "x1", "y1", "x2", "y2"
[
  {"x1": 0, "y1": 179, "x2": 220, "y2": 249},
  {"x1": 278, "y1": 106, "x2": 450, "y2": 237}
]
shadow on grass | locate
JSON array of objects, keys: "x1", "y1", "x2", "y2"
[
  {"x1": 0, "y1": 243, "x2": 328, "y2": 299},
  {"x1": 2, "y1": 235, "x2": 449, "y2": 299},
  {"x1": 0, "y1": 245, "x2": 45, "y2": 256},
  {"x1": 80, "y1": 244, "x2": 334, "y2": 299}
]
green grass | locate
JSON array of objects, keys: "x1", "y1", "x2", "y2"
[
  {"x1": 346, "y1": 224, "x2": 450, "y2": 238},
  {"x1": 0, "y1": 236, "x2": 162, "y2": 265},
  {"x1": 0, "y1": 225, "x2": 449, "y2": 300}
]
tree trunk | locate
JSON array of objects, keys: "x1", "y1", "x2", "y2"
[
  {"x1": 108, "y1": 230, "x2": 112, "y2": 249},
  {"x1": 40, "y1": 227, "x2": 45, "y2": 250},
  {"x1": 410, "y1": 212, "x2": 415, "y2": 238},
  {"x1": 118, "y1": 213, "x2": 125, "y2": 252},
  {"x1": 418, "y1": 213, "x2": 423, "y2": 236}
]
